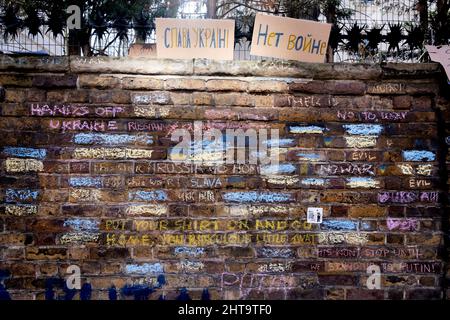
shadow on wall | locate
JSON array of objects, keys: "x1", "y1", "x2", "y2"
[
  {"x1": 0, "y1": 270, "x2": 11, "y2": 300},
  {"x1": 0, "y1": 270, "x2": 210, "y2": 300}
]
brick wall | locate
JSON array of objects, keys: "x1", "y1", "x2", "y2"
[{"x1": 0, "y1": 55, "x2": 449, "y2": 300}]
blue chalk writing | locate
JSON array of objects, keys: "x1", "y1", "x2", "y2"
[
  {"x1": 223, "y1": 191, "x2": 294, "y2": 203},
  {"x1": 321, "y1": 220, "x2": 357, "y2": 230},
  {"x1": 360, "y1": 221, "x2": 374, "y2": 231},
  {"x1": 125, "y1": 263, "x2": 164, "y2": 274},
  {"x1": 402, "y1": 150, "x2": 436, "y2": 162},
  {"x1": 289, "y1": 125, "x2": 325, "y2": 134},
  {"x1": 260, "y1": 163, "x2": 296, "y2": 175},
  {"x1": 69, "y1": 177, "x2": 102, "y2": 187},
  {"x1": 263, "y1": 138, "x2": 295, "y2": 147},
  {"x1": 63, "y1": 218, "x2": 99, "y2": 232},
  {"x1": 302, "y1": 178, "x2": 326, "y2": 186},
  {"x1": 346, "y1": 177, "x2": 377, "y2": 185},
  {"x1": 343, "y1": 124, "x2": 383, "y2": 136},
  {"x1": 260, "y1": 247, "x2": 293, "y2": 258},
  {"x1": 174, "y1": 247, "x2": 205, "y2": 257},
  {"x1": 3, "y1": 147, "x2": 46, "y2": 159},
  {"x1": 73, "y1": 133, "x2": 153, "y2": 145},
  {"x1": 5, "y1": 189, "x2": 39, "y2": 202},
  {"x1": 296, "y1": 153, "x2": 321, "y2": 160},
  {"x1": 128, "y1": 190, "x2": 168, "y2": 202}
]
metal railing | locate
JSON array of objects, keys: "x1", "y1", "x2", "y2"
[{"x1": 0, "y1": 0, "x2": 446, "y2": 62}]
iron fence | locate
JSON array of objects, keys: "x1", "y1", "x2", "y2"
[
  {"x1": 0, "y1": 0, "x2": 447, "y2": 62},
  {"x1": 328, "y1": 0, "x2": 428, "y2": 62}
]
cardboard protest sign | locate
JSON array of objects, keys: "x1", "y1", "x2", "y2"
[
  {"x1": 250, "y1": 13, "x2": 332, "y2": 63},
  {"x1": 156, "y1": 18, "x2": 235, "y2": 60},
  {"x1": 425, "y1": 45, "x2": 450, "y2": 81}
]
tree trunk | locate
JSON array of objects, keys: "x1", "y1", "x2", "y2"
[
  {"x1": 436, "y1": 0, "x2": 449, "y2": 45},
  {"x1": 68, "y1": 28, "x2": 92, "y2": 56},
  {"x1": 417, "y1": 0, "x2": 429, "y2": 42},
  {"x1": 325, "y1": 2, "x2": 337, "y2": 63},
  {"x1": 68, "y1": 30, "x2": 81, "y2": 56},
  {"x1": 207, "y1": 0, "x2": 217, "y2": 19}
]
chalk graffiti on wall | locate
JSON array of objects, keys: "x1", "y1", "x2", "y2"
[
  {"x1": 48, "y1": 119, "x2": 118, "y2": 132},
  {"x1": 378, "y1": 191, "x2": 439, "y2": 204},
  {"x1": 386, "y1": 218, "x2": 420, "y2": 231},
  {"x1": 346, "y1": 177, "x2": 380, "y2": 188},
  {"x1": 1, "y1": 64, "x2": 446, "y2": 302},
  {"x1": 319, "y1": 163, "x2": 374, "y2": 175},
  {"x1": 318, "y1": 232, "x2": 368, "y2": 245},
  {"x1": 289, "y1": 125, "x2": 325, "y2": 134},
  {"x1": 174, "y1": 247, "x2": 206, "y2": 257},
  {"x1": 337, "y1": 110, "x2": 408, "y2": 122},
  {"x1": 5, "y1": 189, "x2": 39, "y2": 202},
  {"x1": 221, "y1": 272, "x2": 297, "y2": 299},
  {"x1": 324, "y1": 261, "x2": 440, "y2": 273},
  {"x1": 342, "y1": 124, "x2": 383, "y2": 136},
  {"x1": 402, "y1": 150, "x2": 436, "y2": 162},
  {"x1": 259, "y1": 247, "x2": 294, "y2": 258},
  {"x1": 3, "y1": 147, "x2": 47, "y2": 159},
  {"x1": 397, "y1": 164, "x2": 434, "y2": 176},
  {"x1": 30, "y1": 104, "x2": 124, "y2": 117},
  {"x1": 104, "y1": 218, "x2": 313, "y2": 232},
  {"x1": 344, "y1": 136, "x2": 377, "y2": 148},
  {"x1": 73, "y1": 133, "x2": 154, "y2": 145},
  {"x1": 320, "y1": 220, "x2": 357, "y2": 231},
  {"x1": 222, "y1": 191, "x2": 295, "y2": 203},
  {"x1": 3, "y1": 147, "x2": 47, "y2": 218}
]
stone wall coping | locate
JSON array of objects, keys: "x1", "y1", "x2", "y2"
[{"x1": 0, "y1": 54, "x2": 442, "y2": 80}]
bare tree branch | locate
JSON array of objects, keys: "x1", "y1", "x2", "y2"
[
  {"x1": 216, "y1": 0, "x2": 286, "y2": 15},
  {"x1": 218, "y1": 4, "x2": 242, "y2": 18}
]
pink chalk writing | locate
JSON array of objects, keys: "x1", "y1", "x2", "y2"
[
  {"x1": 127, "y1": 121, "x2": 168, "y2": 132},
  {"x1": 288, "y1": 96, "x2": 323, "y2": 107},
  {"x1": 31, "y1": 104, "x2": 124, "y2": 118},
  {"x1": 127, "y1": 121, "x2": 271, "y2": 134},
  {"x1": 378, "y1": 191, "x2": 439, "y2": 203},
  {"x1": 31, "y1": 104, "x2": 89, "y2": 117},
  {"x1": 361, "y1": 247, "x2": 420, "y2": 259},
  {"x1": 337, "y1": 110, "x2": 408, "y2": 122},
  {"x1": 320, "y1": 163, "x2": 374, "y2": 175},
  {"x1": 386, "y1": 218, "x2": 419, "y2": 231},
  {"x1": 49, "y1": 120, "x2": 118, "y2": 132},
  {"x1": 221, "y1": 272, "x2": 295, "y2": 299}
]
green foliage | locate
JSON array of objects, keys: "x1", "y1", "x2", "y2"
[
  {"x1": 283, "y1": 0, "x2": 352, "y2": 21},
  {"x1": 45, "y1": 2, "x2": 66, "y2": 38},
  {"x1": 0, "y1": 4, "x2": 21, "y2": 40},
  {"x1": 429, "y1": 0, "x2": 450, "y2": 45},
  {"x1": 0, "y1": 0, "x2": 180, "y2": 54},
  {"x1": 22, "y1": 2, "x2": 42, "y2": 37}
]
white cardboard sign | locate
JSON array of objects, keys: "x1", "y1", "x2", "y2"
[
  {"x1": 156, "y1": 18, "x2": 235, "y2": 60},
  {"x1": 425, "y1": 45, "x2": 450, "y2": 81},
  {"x1": 250, "y1": 13, "x2": 332, "y2": 63}
]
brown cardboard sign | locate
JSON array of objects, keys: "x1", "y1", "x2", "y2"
[
  {"x1": 425, "y1": 45, "x2": 450, "y2": 81},
  {"x1": 156, "y1": 18, "x2": 235, "y2": 60},
  {"x1": 250, "y1": 13, "x2": 332, "y2": 63}
]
